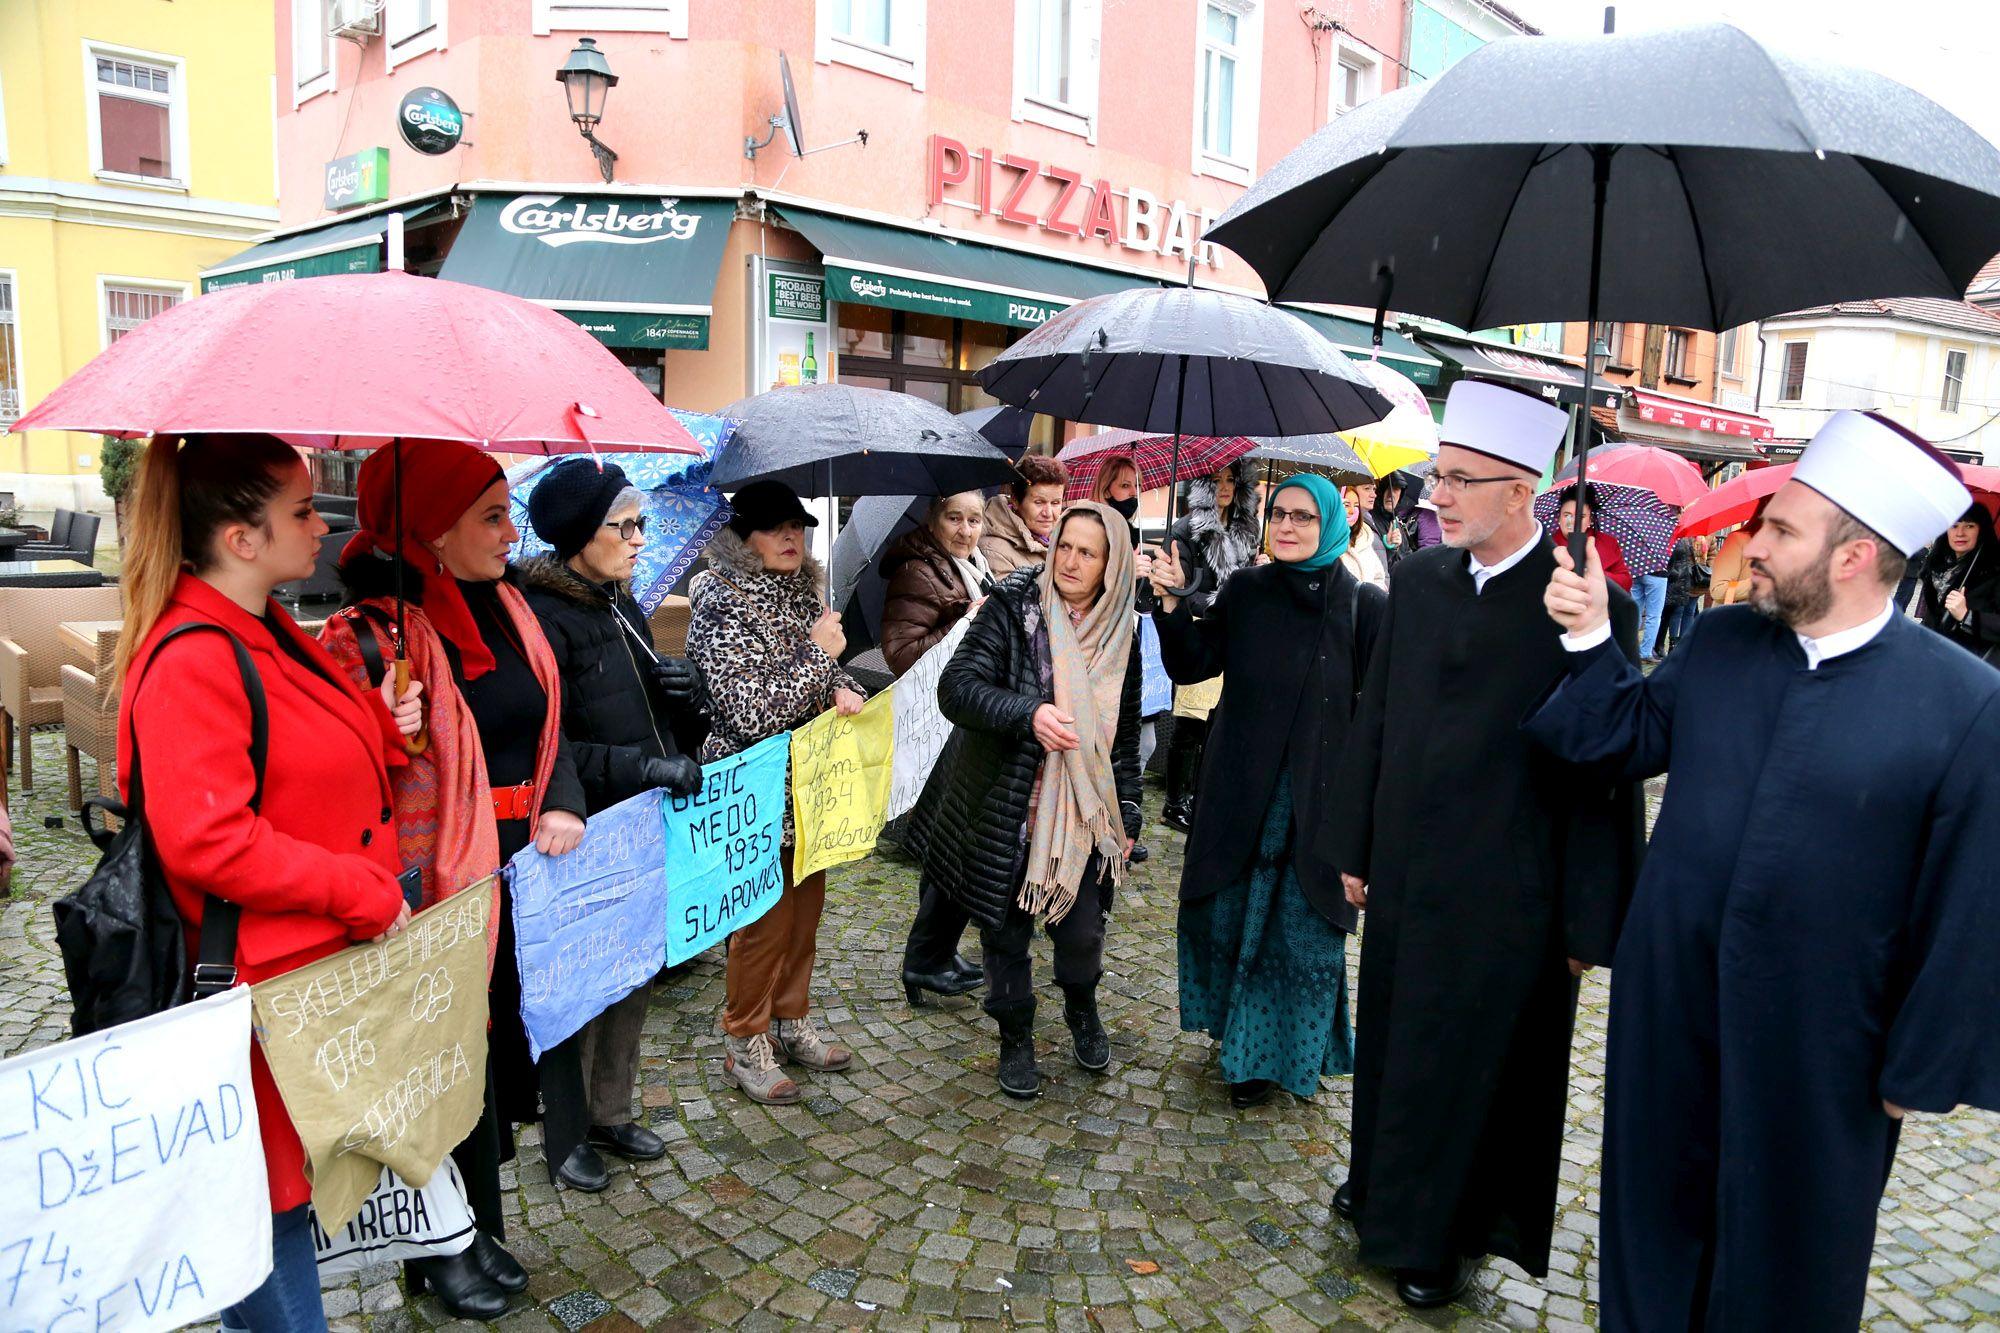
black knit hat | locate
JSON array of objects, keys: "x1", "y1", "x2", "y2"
[{"x1": 528, "y1": 457, "x2": 632, "y2": 559}]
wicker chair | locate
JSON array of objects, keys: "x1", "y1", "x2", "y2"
[
  {"x1": 0, "y1": 584, "x2": 123, "y2": 795},
  {"x1": 647, "y1": 595, "x2": 692, "y2": 656},
  {"x1": 62, "y1": 662, "x2": 117, "y2": 810}
]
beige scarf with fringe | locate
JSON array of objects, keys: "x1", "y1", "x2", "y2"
[{"x1": 1020, "y1": 502, "x2": 1135, "y2": 924}]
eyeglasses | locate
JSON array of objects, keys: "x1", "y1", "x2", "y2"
[
  {"x1": 603, "y1": 517, "x2": 648, "y2": 540},
  {"x1": 1429, "y1": 472, "x2": 1519, "y2": 498},
  {"x1": 1268, "y1": 506, "x2": 1320, "y2": 527}
]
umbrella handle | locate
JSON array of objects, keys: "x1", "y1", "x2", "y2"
[{"x1": 396, "y1": 657, "x2": 430, "y2": 757}]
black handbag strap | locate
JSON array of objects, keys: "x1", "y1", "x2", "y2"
[
  {"x1": 340, "y1": 603, "x2": 396, "y2": 689},
  {"x1": 132, "y1": 622, "x2": 268, "y2": 996}
]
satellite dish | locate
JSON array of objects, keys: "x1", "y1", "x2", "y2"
[
  {"x1": 745, "y1": 52, "x2": 867, "y2": 161},
  {"x1": 779, "y1": 52, "x2": 805, "y2": 159}
]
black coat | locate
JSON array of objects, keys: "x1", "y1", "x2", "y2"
[
  {"x1": 1155, "y1": 560, "x2": 1385, "y2": 929},
  {"x1": 519, "y1": 557, "x2": 703, "y2": 815},
  {"x1": 1914, "y1": 545, "x2": 2000, "y2": 665},
  {"x1": 904, "y1": 568, "x2": 1144, "y2": 930}
]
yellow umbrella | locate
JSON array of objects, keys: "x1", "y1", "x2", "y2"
[{"x1": 1339, "y1": 359, "x2": 1438, "y2": 477}]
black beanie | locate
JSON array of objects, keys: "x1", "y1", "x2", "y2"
[{"x1": 529, "y1": 458, "x2": 632, "y2": 559}]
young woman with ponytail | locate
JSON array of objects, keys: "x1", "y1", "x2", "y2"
[{"x1": 115, "y1": 434, "x2": 423, "y2": 1333}]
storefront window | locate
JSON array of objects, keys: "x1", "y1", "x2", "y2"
[
  {"x1": 837, "y1": 303, "x2": 893, "y2": 359},
  {"x1": 833, "y1": 304, "x2": 1062, "y2": 453},
  {"x1": 959, "y1": 321, "x2": 1009, "y2": 375},
  {"x1": 901, "y1": 312, "x2": 953, "y2": 368}
]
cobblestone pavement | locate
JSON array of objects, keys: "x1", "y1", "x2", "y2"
[{"x1": 2, "y1": 732, "x2": 1995, "y2": 1331}]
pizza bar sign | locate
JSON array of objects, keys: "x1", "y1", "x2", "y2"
[{"x1": 927, "y1": 136, "x2": 1222, "y2": 269}]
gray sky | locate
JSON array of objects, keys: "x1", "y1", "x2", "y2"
[{"x1": 1502, "y1": 0, "x2": 2000, "y2": 148}]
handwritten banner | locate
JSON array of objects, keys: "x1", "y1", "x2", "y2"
[
  {"x1": 791, "y1": 691, "x2": 895, "y2": 882},
  {"x1": 0, "y1": 987, "x2": 271, "y2": 1332},
  {"x1": 1140, "y1": 613, "x2": 1171, "y2": 716},
  {"x1": 251, "y1": 887, "x2": 493, "y2": 1234},
  {"x1": 887, "y1": 617, "x2": 970, "y2": 820},
  {"x1": 664, "y1": 733, "x2": 789, "y2": 964},
  {"x1": 508, "y1": 791, "x2": 669, "y2": 1060}
]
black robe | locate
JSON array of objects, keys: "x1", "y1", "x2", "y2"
[
  {"x1": 1525, "y1": 606, "x2": 2000, "y2": 1331},
  {"x1": 1155, "y1": 559, "x2": 1386, "y2": 927},
  {"x1": 1320, "y1": 538, "x2": 1643, "y2": 1276}
]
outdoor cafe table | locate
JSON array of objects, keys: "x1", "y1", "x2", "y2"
[
  {"x1": 0, "y1": 559, "x2": 105, "y2": 588},
  {"x1": 0, "y1": 529, "x2": 29, "y2": 559}
]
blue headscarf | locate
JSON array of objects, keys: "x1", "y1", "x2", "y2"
[{"x1": 1269, "y1": 473, "x2": 1350, "y2": 571}]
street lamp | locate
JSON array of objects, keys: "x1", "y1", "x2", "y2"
[
  {"x1": 556, "y1": 37, "x2": 619, "y2": 183},
  {"x1": 1589, "y1": 334, "x2": 1612, "y2": 377}
]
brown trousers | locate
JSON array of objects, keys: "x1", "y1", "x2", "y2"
[
  {"x1": 722, "y1": 866, "x2": 827, "y2": 1038},
  {"x1": 580, "y1": 983, "x2": 651, "y2": 1126}
]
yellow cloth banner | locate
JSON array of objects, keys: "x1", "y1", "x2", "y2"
[
  {"x1": 250, "y1": 884, "x2": 494, "y2": 1234},
  {"x1": 791, "y1": 690, "x2": 895, "y2": 882}
]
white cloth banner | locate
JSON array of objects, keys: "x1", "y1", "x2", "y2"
[
  {"x1": 0, "y1": 988, "x2": 271, "y2": 1332},
  {"x1": 887, "y1": 616, "x2": 972, "y2": 820},
  {"x1": 311, "y1": 1158, "x2": 476, "y2": 1277}
]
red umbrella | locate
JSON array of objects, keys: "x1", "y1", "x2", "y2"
[
  {"x1": 1554, "y1": 443, "x2": 1709, "y2": 509},
  {"x1": 1059, "y1": 428, "x2": 1258, "y2": 501},
  {"x1": 1673, "y1": 464, "x2": 1794, "y2": 538},
  {"x1": 9, "y1": 271, "x2": 702, "y2": 455}
]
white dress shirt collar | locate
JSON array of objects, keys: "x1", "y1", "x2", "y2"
[
  {"x1": 1467, "y1": 525, "x2": 1547, "y2": 594},
  {"x1": 1797, "y1": 597, "x2": 1896, "y2": 670}
]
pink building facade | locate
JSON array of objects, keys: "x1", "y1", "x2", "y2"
[{"x1": 237, "y1": 0, "x2": 1437, "y2": 436}]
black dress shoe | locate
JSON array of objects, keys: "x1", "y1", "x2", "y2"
[
  {"x1": 405, "y1": 1249, "x2": 509, "y2": 1319},
  {"x1": 903, "y1": 966, "x2": 981, "y2": 1006},
  {"x1": 589, "y1": 1121, "x2": 667, "y2": 1161},
  {"x1": 1331, "y1": 1179, "x2": 1356, "y2": 1221},
  {"x1": 1396, "y1": 1257, "x2": 1477, "y2": 1309},
  {"x1": 557, "y1": 1142, "x2": 610, "y2": 1192},
  {"x1": 1229, "y1": 1078, "x2": 1274, "y2": 1109},
  {"x1": 470, "y1": 1231, "x2": 529, "y2": 1295},
  {"x1": 1129, "y1": 842, "x2": 1151, "y2": 864},
  {"x1": 948, "y1": 953, "x2": 985, "y2": 985}
]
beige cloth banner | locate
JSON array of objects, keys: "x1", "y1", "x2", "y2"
[{"x1": 251, "y1": 884, "x2": 494, "y2": 1234}]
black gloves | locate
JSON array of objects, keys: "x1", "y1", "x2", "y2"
[
  {"x1": 650, "y1": 656, "x2": 700, "y2": 706},
  {"x1": 640, "y1": 754, "x2": 702, "y2": 797}
]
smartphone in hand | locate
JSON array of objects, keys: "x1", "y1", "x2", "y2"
[{"x1": 398, "y1": 866, "x2": 423, "y2": 911}]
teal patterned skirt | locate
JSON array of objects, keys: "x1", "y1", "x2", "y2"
[{"x1": 1178, "y1": 772, "x2": 1354, "y2": 1098}]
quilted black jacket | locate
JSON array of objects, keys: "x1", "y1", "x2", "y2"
[{"x1": 904, "y1": 567, "x2": 1144, "y2": 930}]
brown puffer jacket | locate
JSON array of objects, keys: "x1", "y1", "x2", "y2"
[{"x1": 879, "y1": 526, "x2": 988, "y2": 676}]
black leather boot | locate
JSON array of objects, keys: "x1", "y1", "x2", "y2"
[
  {"x1": 405, "y1": 1248, "x2": 509, "y2": 1320},
  {"x1": 992, "y1": 1001, "x2": 1041, "y2": 1099},
  {"x1": 1162, "y1": 720, "x2": 1206, "y2": 832},
  {"x1": 470, "y1": 1231, "x2": 529, "y2": 1294},
  {"x1": 1059, "y1": 982, "x2": 1110, "y2": 1072}
]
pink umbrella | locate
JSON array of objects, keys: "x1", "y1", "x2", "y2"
[
  {"x1": 1059, "y1": 428, "x2": 1258, "y2": 501},
  {"x1": 1554, "y1": 443, "x2": 1709, "y2": 509},
  {"x1": 1673, "y1": 464, "x2": 1794, "y2": 538},
  {"x1": 9, "y1": 271, "x2": 702, "y2": 455}
]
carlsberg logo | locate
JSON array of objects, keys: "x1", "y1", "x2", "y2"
[{"x1": 499, "y1": 196, "x2": 700, "y2": 248}]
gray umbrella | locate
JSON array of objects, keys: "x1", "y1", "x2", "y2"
[
  {"x1": 1243, "y1": 433, "x2": 1373, "y2": 545},
  {"x1": 711, "y1": 384, "x2": 1020, "y2": 497},
  {"x1": 1204, "y1": 21, "x2": 2000, "y2": 565},
  {"x1": 829, "y1": 493, "x2": 927, "y2": 653},
  {"x1": 977, "y1": 286, "x2": 1390, "y2": 533}
]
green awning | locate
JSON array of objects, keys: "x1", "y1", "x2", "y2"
[
  {"x1": 776, "y1": 207, "x2": 1157, "y2": 329},
  {"x1": 200, "y1": 204, "x2": 444, "y2": 291},
  {"x1": 437, "y1": 194, "x2": 736, "y2": 350},
  {"x1": 1279, "y1": 307, "x2": 1443, "y2": 387}
]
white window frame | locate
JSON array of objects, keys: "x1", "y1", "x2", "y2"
[
  {"x1": 531, "y1": 0, "x2": 687, "y2": 37},
  {"x1": 1012, "y1": 0, "x2": 1101, "y2": 142},
  {"x1": 1191, "y1": 0, "x2": 1261, "y2": 186},
  {"x1": 293, "y1": 0, "x2": 335, "y2": 106},
  {"x1": 1596, "y1": 320, "x2": 1626, "y2": 367},
  {"x1": 816, "y1": 0, "x2": 928, "y2": 90},
  {"x1": 0, "y1": 270, "x2": 24, "y2": 431},
  {"x1": 1717, "y1": 325, "x2": 1741, "y2": 380},
  {"x1": 1941, "y1": 346, "x2": 1968, "y2": 414},
  {"x1": 1779, "y1": 340, "x2": 1809, "y2": 402},
  {"x1": 1329, "y1": 37, "x2": 1379, "y2": 117},
  {"x1": 1664, "y1": 328, "x2": 1692, "y2": 380},
  {"x1": 97, "y1": 276, "x2": 190, "y2": 352},
  {"x1": 385, "y1": 0, "x2": 449, "y2": 69},
  {"x1": 82, "y1": 41, "x2": 189, "y2": 191}
]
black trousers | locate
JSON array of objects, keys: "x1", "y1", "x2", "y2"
[
  {"x1": 980, "y1": 860, "x2": 1108, "y2": 1011},
  {"x1": 903, "y1": 876, "x2": 972, "y2": 974}
]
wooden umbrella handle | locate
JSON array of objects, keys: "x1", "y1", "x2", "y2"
[{"x1": 395, "y1": 657, "x2": 429, "y2": 756}]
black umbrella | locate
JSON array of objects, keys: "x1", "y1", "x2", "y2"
[
  {"x1": 1243, "y1": 433, "x2": 1373, "y2": 545},
  {"x1": 976, "y1": 286, "x2": 1391, "y2": 534},
  {"x1": 828, "y1": 493, "x2": 927, "y2": 653},
  {"x1": 711, "y1": 384, "x2": 1020, "y2": 497},
  {"x1": 1205, "y1": 20, "x2": 2000, "y2": 563},
  {"x1": 959, "y1": 404, "x2": 1037, "y2": 454}
]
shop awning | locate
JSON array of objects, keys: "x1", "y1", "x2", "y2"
[
  {"x1": 200, "y1": 202, "x2": 447, "y2": 291},
  {"x1": 1590, "y1": 406, "x2": 1770, "y2": 464},
  {"x1": 1421, "y1": 334, "x2": 1621, "y2": 411},
  {"x1": 1628, "y1": 389, "x2": 1774, "y2": 442},
  {"x1": 1279, "y1": 307, "x2": 1443, "y2": 387},
  {"x1": 776, "y1": 207, "x2": 1157, "y2": 329},
  {"x1": 438, "y1": 193, "x2": 737, "y2": 350}
]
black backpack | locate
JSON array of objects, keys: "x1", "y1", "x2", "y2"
[{"x1": 52, "y1": 623, "x2": 266, "y2": 1036}]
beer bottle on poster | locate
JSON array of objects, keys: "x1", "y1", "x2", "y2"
[{"x1": 801, "y1": 332, "x2": 819, "y2": 384}]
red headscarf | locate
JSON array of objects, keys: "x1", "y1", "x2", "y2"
[{"x1": 342, "y1": 441, "x2": 506, "y2": 678}]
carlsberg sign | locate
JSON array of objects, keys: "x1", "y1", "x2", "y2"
[{"x1": 500, "y1": 196, "x2": 702, "y2": 248}]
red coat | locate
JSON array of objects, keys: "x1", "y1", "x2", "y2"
[
  {"x1": 1592, "y1": 530, "x2": 1634, "y2": 592},
  {"x1": 119, "y1": 574, "x2": 407, "y2": 1211}
]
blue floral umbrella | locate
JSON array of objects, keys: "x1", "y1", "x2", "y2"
[{"x1": 508, "y1": 408, "x2": 736, "y2": 614}]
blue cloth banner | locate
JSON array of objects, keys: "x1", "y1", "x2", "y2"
[
  {"x1": 508, "y1": 790, "x2": 670, "y2": 1061},
  {"x1": 1140, "y1": 614, "x2": 1172, "y2": 716},
  {"x1": 663, "y1": 732, "x2": 790, "y2": 966}
]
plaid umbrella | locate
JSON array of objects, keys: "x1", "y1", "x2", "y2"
[
  {"x1": 1536, "y1": 479, "x2": 1678, "y2": 577},
  {"x1": 1059, "y1": 428, "x2": 1259, "y2": 500},
  {"x1": 508, "y1": 408, "x2": 736, "y2": 615}
]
